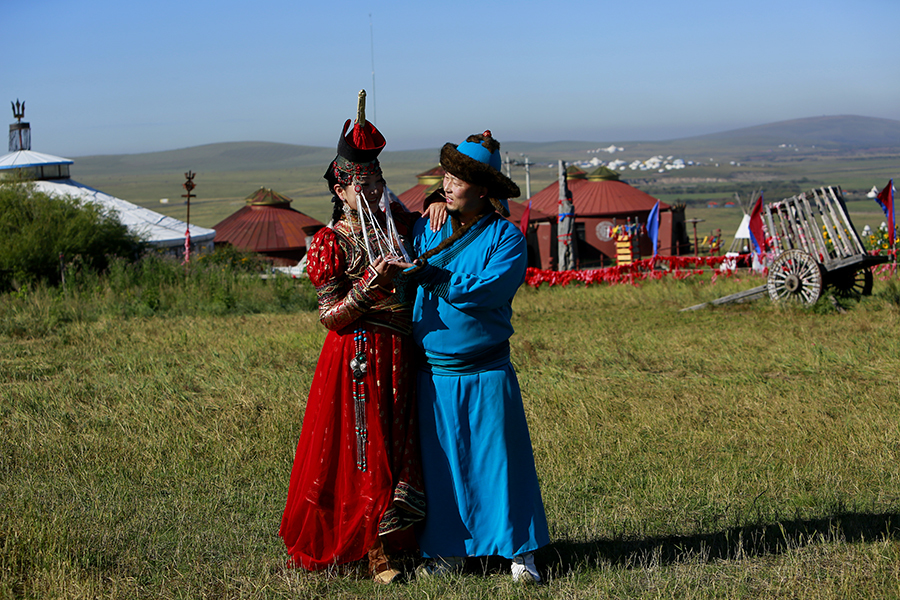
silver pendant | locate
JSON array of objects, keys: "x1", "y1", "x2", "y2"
[{"x1": 350, "y1": 352, "x2": 367, "y2": 379}]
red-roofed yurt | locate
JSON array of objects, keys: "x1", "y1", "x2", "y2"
[
  {"x1": 213, "y1": 187, "x2": 325, "y2": 266},
  {"x1": 396, "y1": 166, "x2": 444, "y2": 213},
  {"x1": 527, "y1": 166, "x2": 689, "y2": 267},
  {"x1": 398, "y1": 166, "x2": 557, "y2": 269}
]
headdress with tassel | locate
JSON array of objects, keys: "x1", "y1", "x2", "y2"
[{"x1": 328, "y1": 90, "x2": 409, "y2": 263}]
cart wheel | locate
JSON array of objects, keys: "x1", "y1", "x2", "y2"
[
  {"x1": 829, "y1": 267, "x2": 874, "y2": 298},
  {"x1": 766, "y1": 250, "x2": 823, "y2": 304}
]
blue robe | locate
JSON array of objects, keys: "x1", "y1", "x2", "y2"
[{"x1": 410, "y1": 212, "x2": 549, "y2": 559}]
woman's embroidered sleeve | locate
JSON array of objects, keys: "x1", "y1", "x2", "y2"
[{"x1": 306, "y1": 229, "x2": 391, "y2": 331}]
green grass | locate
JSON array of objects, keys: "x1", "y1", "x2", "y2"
[{"x1": 3, "y1": 269, "x2": 900, "y2": 598}]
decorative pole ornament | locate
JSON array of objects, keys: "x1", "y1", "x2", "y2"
[
  {"x1": 182, "y1": 171, "x2": 197, "y2": 264},
  {"x1": 557, "y1": 160, "x2": 577, "y2": 270},
  {"x1": 11, "y1": 100, "x2": 25, "y2": 122},
  {"x1": 9, "y1": 99, "x2": 30, "y2": 153}
]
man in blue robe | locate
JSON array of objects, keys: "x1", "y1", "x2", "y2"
[{"x1": 401, "y1": 131, "x2": 549, "y2": 583}]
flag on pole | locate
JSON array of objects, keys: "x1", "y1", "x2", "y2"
[
  {"x1": 519, "y1": 200, "x2": 531, "y2": 235},
  {"x1": 874, "y1": 179, "x2": 895, "y2": 246},
  {"x1": 647, "y1": 200, "x2": 660, "y2": 256},
  {"x1": 183, "y1": 227, "x2": 191, "y2": 265},
  {"x1": 748, "y1": 192, "x2": 768, "y2": 253}
]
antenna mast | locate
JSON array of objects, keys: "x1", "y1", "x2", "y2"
[{"x1": 369, "y1": 13, "x2": 377, "y2": 124}]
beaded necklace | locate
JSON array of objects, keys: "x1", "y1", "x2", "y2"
[
  {"x1": 350, "y1": 328, "x2": 369, "y2": 471},
  {"x1": 334, "y1": 160, "x2": 409, "y2": 473}
]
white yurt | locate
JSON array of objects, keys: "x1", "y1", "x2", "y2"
[{"x1": 1, "y1": 101, "x2": 215, "y2": 253}]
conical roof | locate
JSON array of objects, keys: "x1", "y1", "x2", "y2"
[
  {"x1": 213, "y1": 188, "x2": 324, "y2": 252},
  {"x1": 416, "y1": 165, "x2": 445, "y2": 186},
  {"x1": 244, "y1": 187, "x2": 293, "y2": 206},
  {"x1": 0, "y1": 150, "x2": 73, "y2": 170},
  {"x1": 566, "y1": 165, "x2": 588, "y2": 179},
  {"x1": 528, "y1": 177, "x2": 667, "y2": 217},
  {"x1": 397, "y1": 166, "x2": 445, "y2": 212},
  {"x1": 586, "y1": 166, "x2": 621, "y2": 181}
]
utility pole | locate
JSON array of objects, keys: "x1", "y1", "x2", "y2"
[
  {"x1": 522, "y1": 155, "x2": 532, "y2": 199},
  {"x1": 505, "y1": 154, "x2": 532, "y2": 199}
]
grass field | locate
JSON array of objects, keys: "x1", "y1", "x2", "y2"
[{"x1": 3, "y1": 269, "x2": 900, "y2": 599}]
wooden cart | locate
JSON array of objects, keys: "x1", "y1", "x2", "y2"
[{"x1": 683, "y1": 186, "x2": 888, "y2": 310}]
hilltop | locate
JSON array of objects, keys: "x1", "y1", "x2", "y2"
[
  {"x1": 74, "y1": 142, "x2": 338, "y2": 175},
  {"x1": 73, "y1": 114, "x2": 900, "y2": 171},
  {"x1": 484, "y1": 115, "x2": 900, "y2": 162},
  {"x1": 680, "y1": 115, "x2": 900, "y2": 152}
]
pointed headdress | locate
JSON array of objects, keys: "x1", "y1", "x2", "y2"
[{"x1": 325, "y1": 90, "x2": 386, "y2": 185}]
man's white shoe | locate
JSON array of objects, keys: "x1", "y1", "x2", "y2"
[
  {"x1": 511, "y1": 552, "x2": 541, "y2": 583},
  {"x1": 415, "y1": 556, "x2": 465, "y2": 579}
]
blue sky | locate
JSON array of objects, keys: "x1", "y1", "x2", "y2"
[{"x1": 6, "y1": 0, "x2": 899, "y2": 157}]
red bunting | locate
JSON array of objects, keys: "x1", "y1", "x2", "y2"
[
  {"x1": 524, "y1": 254, "x2": 753, "y2": 288},
  {"x1": 524, "y1": 248, "x2": 898, "y2": 289},
  {"x1": 872, "y1": 248, "x2": 898, "y2": 280}
]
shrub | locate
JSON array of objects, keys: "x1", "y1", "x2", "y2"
[
  {"x1": 0, "y1": 182, "x2": 140, "y2": 292},
  {"x1": 195, "y1": 243, "x2": 267, "y2": 273}
]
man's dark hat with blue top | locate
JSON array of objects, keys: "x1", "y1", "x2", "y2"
[{"x1": 440, "y1": 130, "x2": 520, "y2": 217}]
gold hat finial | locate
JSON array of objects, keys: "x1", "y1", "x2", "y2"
[{"x1": 356, "y1": 90, "x2": 367, "y2": 128}]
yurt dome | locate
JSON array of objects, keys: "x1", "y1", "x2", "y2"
[{"x1": 212, "y1": 187, "x2": 325, "y2": 266}]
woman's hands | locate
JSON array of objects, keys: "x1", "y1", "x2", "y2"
[
  {"x1": 370, "y1": 255, "x2": 405, "y2": 289},
  {"x1": 425, "y1": 201, "x2": 448, "y2": 232},
  {"x1": 390, "y1": 259, "x2": 417, "y2": 271}
]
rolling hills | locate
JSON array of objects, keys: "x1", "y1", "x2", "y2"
[{"x1": 66, "y1": 115, "x2": 900, "y2": 230}]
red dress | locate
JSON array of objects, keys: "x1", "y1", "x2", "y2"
[{"x1": 279, "y1": 208, "x2": 425, "y2": 570}]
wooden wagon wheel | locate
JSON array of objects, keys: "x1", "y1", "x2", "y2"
[
  {"x1": 766, "y1": 249, "x2": 824, "y2": 304},
  {"x1": 829, "y1": 267, "x2": 874, "y2": 298}
]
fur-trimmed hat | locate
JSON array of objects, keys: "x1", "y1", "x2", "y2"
[
  {"x1": 440, "y1": 130, "x2": 520, "y2": 217},
  {"x1": 324, "y1": 90, "x2": 385, "y2": 183}
]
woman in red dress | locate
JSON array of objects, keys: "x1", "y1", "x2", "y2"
[{"x1": 279, "y1": 96, "x2": 434, "y2": 583}]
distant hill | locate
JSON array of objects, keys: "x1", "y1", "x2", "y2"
[
  {"x1": 73, "y1": 141, "x2": 336, "y2": 176},
  {"x1": 679, "y1": 115, "x2": 900, "y2": 151},
  {"x1": 496, "y1": 116, "x2": 900, "y2": 164},
  {"x1": 71, "y1": 115, "x2": 900, "y2": 177},
  {"x1": 64, "y1": 114, "x2": 899, "y2": 229}
]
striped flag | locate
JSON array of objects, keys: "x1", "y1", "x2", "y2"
[
  {"x1": 183, "y1": 227, "x2": 191, "y2": 264},
  {"x1": 874, "y1": 180, "x2": 895, "y2": 247},
  {"x1": 647, "y1": 200, "x2": 660, "y2": 256},
  {"x1": 748, "y1": 193, "x2": 768, "y2": 253}
]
